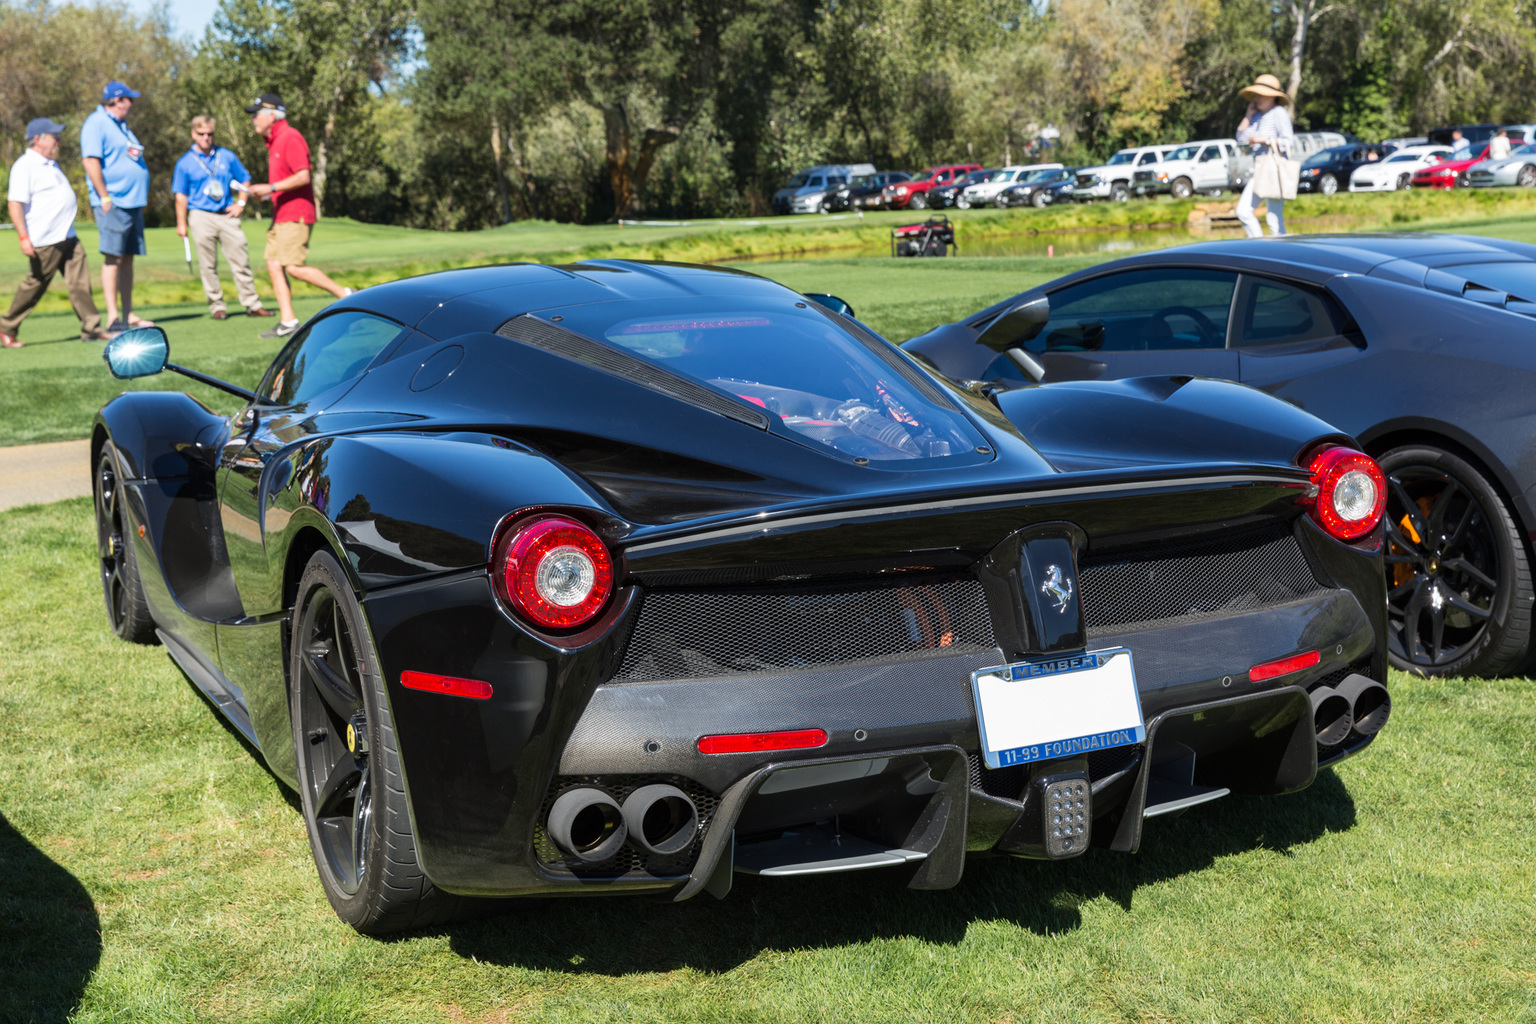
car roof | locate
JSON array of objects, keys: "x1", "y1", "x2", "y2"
[{"x1": 326, "y1": 260, "x2": 797, "y2": 338}]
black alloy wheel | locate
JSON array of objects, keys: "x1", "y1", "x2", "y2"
[
  {"x1": 1457, "y1": 171, "x2": 1471, "y2": 188},
  {"x1": 1518, "y1": 165, "x2": 1536, "y2": 188},
  {"x1": 291, "y1": 550, "x2": 461, "y2": 933},
  {"x1": 1170, "y1": 177, "x2": 1193, "y2": 200},
  {"x1": 1397, "y1": 172, "x2": 1413, "y2": 190},
  {"x1": 1379, "y1": 446, "x2": 1533, "y2": 677},
  {"x1": 93, "y1": 441, "x2": 156, "y2": 644},
  {"x1": 1320, "y1": 173, "x2": 1338, "y2": 196}
]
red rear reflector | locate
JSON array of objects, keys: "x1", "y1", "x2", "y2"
[
  {"x1": 1248, "y1": 650, "x2": 1320, "y2": 683},
  {"x1": 401, "y1": 670, "x2": 493, "y2": 700},
  {"x1": 697, "y1": 729, "x2": 828, "y2": 754}
]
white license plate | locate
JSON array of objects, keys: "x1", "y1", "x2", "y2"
[{"x1": 970, "y1": 649, "x2": 1145, "y2": 769}]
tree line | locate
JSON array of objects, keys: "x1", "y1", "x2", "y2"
[{"x1": 2, "y1": 0, "x2": 1533, "y2": 229}]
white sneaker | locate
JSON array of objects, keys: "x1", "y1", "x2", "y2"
[
  {"x1": 259, "y1": 319, "x2": 301, "y2": 339},
  {"x1": 341, "y1": 287, "x2": 354, "y2": 297}
]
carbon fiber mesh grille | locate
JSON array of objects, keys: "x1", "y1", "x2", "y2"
[
  {"x1": 613, "y1": 577, "x2": 996, "y2": 683},
  {"x1": 1080, "y1": 524, "x2": 1326, "y2": 636},
  {"x1": 533, "y1": 774, "x2": 720, "y2": 877}
]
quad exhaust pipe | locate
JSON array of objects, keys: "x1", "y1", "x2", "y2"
[
  {"x1": 1310, "y1": 673, "x2": 1391, "y2": 747},
  {"x1": 622, "y1": 784, "x2": 699, "y2": 856},
  {"x1": 1336, "y1": 673, "x2": 1391, "y2": 736},
  {"x1": 546, "y1": 784, "x2": 700, "y2": 861},
  {"x1": 547, "y1": 788, "x2": 627, "y2": 863}
]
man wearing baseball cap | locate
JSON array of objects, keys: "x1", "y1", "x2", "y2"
[
  {"x1": 81, "y1": 81, "x2": 154, "y2": 333},
  {"x1": 244, "y1": 92, "x2": 351, "y2": 338},
  {"x1": 2, "y1": 118, "x2": 111, "y2": 350}
]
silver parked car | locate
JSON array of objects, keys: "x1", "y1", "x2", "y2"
[{"x1": 1466, "y1": 145, "x2": 1536, "y2": 188}]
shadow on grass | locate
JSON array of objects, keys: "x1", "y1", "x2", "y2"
[
  {"x1": 0, "y1": 811, "x2": 101, "y2": 1022},
  {"x1": 444, "y1": 770, "x2": 1356, "y2": 975}
]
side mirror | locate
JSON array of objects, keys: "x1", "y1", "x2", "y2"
[
  {"x1": 103, "y1": 326, "x2": 168, "y2": 379},
  {"x1": 975, "y1": 294, "x2": 1050, "y2": 353},
  {"x1": 805, "y1": 293, "x2": 856, "y2": 319}
]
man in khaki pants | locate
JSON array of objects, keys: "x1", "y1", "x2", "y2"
[
  {"x1": 2, "y1": 118, "x2": 111, "y2": 349},
  {"x1": 172, "y1": 115, "x2": 270, "y2": 320}
]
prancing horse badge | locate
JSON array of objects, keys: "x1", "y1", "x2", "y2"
[{"x1": 1041, "y1": 564, "x2": 1074, "y2": 613}]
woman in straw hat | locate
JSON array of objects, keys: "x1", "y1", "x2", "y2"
[{"x1": 1235, "y1": 73, "x2": 1296, "y2": 237}]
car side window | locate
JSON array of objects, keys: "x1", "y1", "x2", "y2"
[
  {"x1": 1236, "y1": 278, "x2": 1340, "y2": 347},
  {"x1": 1138, "y1": 151, "x2": 1156, "y2": 165},
  {"x1": 1021, "y1": 268, "x2": 1238, "y2": 354},
  {"x1": 259, "y1": 311, "x2": 407, "y2": 406},
  {"x1": 1199, "y1": 146, "x2": 1221, "y2": 162}
]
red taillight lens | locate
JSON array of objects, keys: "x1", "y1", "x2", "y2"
[
  {"x1": 697, "y1": 729, "x2": 829, "y2": 754},
  {"x1": 401, "y1": 670, "x2": 494, "y2": 700},
  {"x1": 1305, "y1": 446, "x2": 1387, "y2": 541},
  {"x1": 493, "y1": 515, "x2": 613, "y2": 630},
  {"x1": 1249, "y1": 649, "x2": 1320, "y2": 682}
]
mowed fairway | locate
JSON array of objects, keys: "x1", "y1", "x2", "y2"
[{"x1": 4, "y1": 199, "x2": 1536, "y2": 1022}]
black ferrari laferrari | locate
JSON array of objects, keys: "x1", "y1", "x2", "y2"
[
  {"x1": 93, "y1": 259, "x2": 1390, "y2": 934},
  {"x1": 906, "y1": 233, "x2": 1536, "y2": 679}
]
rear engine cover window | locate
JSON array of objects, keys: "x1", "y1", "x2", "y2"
[{"x1": 546, "y1": 300, "x2": 985, "y2": 462}]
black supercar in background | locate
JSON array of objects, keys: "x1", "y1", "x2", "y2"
[
  {"x1": 93, "y1": 259, "x2": 1390, "y2": 935},
  {"x1": 907, "y1": 233, "x2": 1536, "y2": 679},
  {"x1": 994, "y1": 167, "x2": 1080, "y2": 208}
]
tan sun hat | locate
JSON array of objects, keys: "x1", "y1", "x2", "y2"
[{"x1": 1240, "y1": 73, "x2": 1292, "y2": 105}]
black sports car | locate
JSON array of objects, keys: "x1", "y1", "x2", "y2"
[
  {"x1": 93, "y1": 260, "x2": 1390, "y2": 934},
  {"x1": 1298, "y1": 144, "x2": 1389, "y2": 195},
  {"x1": 995, "y1": 167, "x2": 1080, "y2": 208},
  {"x1": 907, "y1": 233, "x2": 1536, "y2": 679}
]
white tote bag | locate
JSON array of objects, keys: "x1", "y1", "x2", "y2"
[{"x1": 1253, "y1": 149, "x2": 1300, "y2": 201}]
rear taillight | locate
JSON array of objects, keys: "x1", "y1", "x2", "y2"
[
  {"x1": 1304, "y1": 446, "x2": 1386, "y2": 541},
  {"x1": 492, "y1": 514, "x2": 613, "y2": 630}
]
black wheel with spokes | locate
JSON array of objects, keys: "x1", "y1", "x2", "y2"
[
  {"x1": 1380, "y1": 446, "x2": 1533, "y2": 677},
  {"x1": 291, "y1": 551, "x2": 461, "y2": 933},
  {"x1": 93, "y1": 441, "x2": 157, "y2": 643}
]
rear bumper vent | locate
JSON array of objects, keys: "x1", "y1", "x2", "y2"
[
  {"x1": 613, "y1": 576, "x2": 997, "y2": 683},
  {"x1": 1079, "y1": 523, "x2": 1327, "y2": 636}
]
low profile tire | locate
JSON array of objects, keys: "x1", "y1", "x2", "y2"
[
  {"x1": 1518, "y1": 165, "x2": 1536, "y2": 188},
  {"x1": 291, "y1": 551, "x2": 462, "y2": 933},
  {"x1": 1320, "y1": 173, "x2": 1338, "y2": 196},
  {"x1": 1110, "y1": 182, "x2": 1130, "y2": 202},
  {"x1": 1397, "y1": 172, "x2": 1412, "y2": 191},
  {"x1": 909, "y1": 192, "x2": 929, "y2": 210},
  {"x1": 1457, "y1": 171, "x2": 1471, "y2": 188},
  {"x1": 1379, "y1": 445, "x2": 1534, "y2": 678},
  {"x1": 1170, "y1": 177, "x2": 1193, "y2": 200},
  {"x1": 94, "y1": 441, "x2": 157, "y2": 644}
]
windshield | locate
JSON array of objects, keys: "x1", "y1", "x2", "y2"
[
  {"x1": 1303, "y1": 149, "x2": 1341, "y2": 167},
  {"x1": 1168, "y1": 145, "x2": 1199, "y2": 161},
  {"x1": 542, "y1": 300, "x2": 984, "y2": 463},
  {"x1": 911, "y1": 170, "x2": 935, "y2": 183},
  {"x1": 1385, "y1": 152, "x2": 1421, "y2": 163},
  {"x1": 1106, "y1": 151, "x2": 1135, "y2": 165},
  {"x1": 991, "y1": 170, "x2": 1016, "y2": 183},
  {"x1": 1023, "y1": 168, "x2": 1060, "y2": 183},
  {"x1": 785, "y1": 173, "x2": 810, "y2": 187}
]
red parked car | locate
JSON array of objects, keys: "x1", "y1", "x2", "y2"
[
  {"x1": 1412, "y1": 144, "x2": 1491, "y2": 189},
  {"x1": 882, "y1": 164, "x2": 982, "y2": 210}
]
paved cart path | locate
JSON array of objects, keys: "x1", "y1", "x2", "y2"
[{"x1": 0, "y1": 440, "x2": 91, "y2": 512}]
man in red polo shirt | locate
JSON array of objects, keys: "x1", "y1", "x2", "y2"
[{"x1": 243, "y1": 93, "x2": 350, "y2": 338}]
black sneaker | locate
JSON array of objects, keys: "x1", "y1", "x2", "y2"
[{"x1": 259, "y1": 319, "x2": 301, "y2": 339}]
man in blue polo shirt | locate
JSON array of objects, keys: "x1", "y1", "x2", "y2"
[
  {"x1": 81, "y1": 81, "x2": 152, "y2": 332},
  {"x1": 173, "y1": 115, "x2": 269, "y2": 320}
]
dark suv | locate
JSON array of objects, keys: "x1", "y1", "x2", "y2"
[{"x1": 1298, "y1": 144, "x2": 1389, "y2": 195}]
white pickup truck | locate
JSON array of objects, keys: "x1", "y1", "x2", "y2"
[{"x1": 1132, "y1": 139, "x2": 1254, "y2": 199}]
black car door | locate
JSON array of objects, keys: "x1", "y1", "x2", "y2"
[
  {"x1": 1234, "y1": 274, "x2": 1364, "y2": 404},
  {"x1": 217, "y1": 310, "x2": 410, "y2": 618},
  {"x1": 995, "y1": 266, "x2": 1241, "y2": 384}
]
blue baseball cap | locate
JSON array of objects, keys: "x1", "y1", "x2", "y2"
[
  {"x1": 103, "y1": 81, "x2": 141, "y2": 102},
  {"x1": 25, "y1": 117, "x2": 66, "y2": 140}
]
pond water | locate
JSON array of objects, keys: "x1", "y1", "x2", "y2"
[{"x1": 724, "y1": 225, "x2": 1249, "y2": 263}]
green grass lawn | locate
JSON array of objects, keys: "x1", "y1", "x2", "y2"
[{"x1": 1, "y1": 498, "x2": 1533, "y2": 1023}]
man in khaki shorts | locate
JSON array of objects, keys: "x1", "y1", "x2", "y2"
[
  {"x1": 243, "y1": 93, "x2": 349, "y2": 338},
  {"x1": 172, "y1": 115, "x2": 270, "y2": 320}
]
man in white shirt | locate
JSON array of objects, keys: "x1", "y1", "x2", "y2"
[{"x1": 2, "y1": 118, "x2": 111, "y2": 349}]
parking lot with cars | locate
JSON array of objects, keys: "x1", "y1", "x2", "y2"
[{"x1": 770, "y1": 122, "x2": 1536, "y2": 219}]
